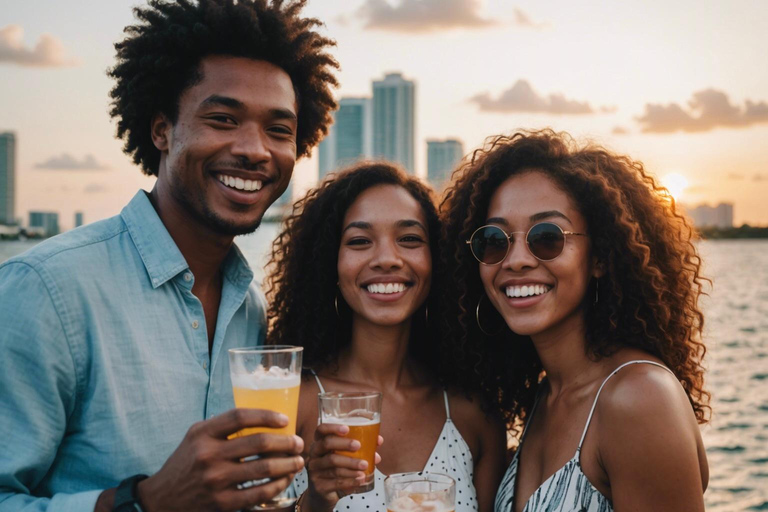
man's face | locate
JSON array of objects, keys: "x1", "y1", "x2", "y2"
[{"x1": 154, "y1": 56, "x2": 298, "y2": 236}]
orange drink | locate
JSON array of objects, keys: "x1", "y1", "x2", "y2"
[
  {"x1": 231, "y1": 377, "x2": 300, "y2": 436},
  {"x1": 318, "y1": 391, "x2": 383, "y2": 493}
]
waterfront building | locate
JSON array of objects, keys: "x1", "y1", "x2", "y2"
[
  {"x1": 0, "y1": 132, "x2": 16, "y2": 226},
  {"x1": 372, "y1": 73, "x2": 415, "y2": 173},
  {"x1": 75, "y1": 212, "x2": 84, "y2": 228},
  {"x1": 318, "y1": 97, "x2": 372, "y2": 180},
  {"x1": 687, "y1": 203, "x2": 734, "y2": 228},
  {"x1": 29, "y1": 211, "x2": 60, "y2": 237},
  {"x1": 427, "y1": 139, "x2": 463, "y2": 188}
]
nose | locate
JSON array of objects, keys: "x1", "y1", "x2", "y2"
[
  {"x1": 231, "y1": 124, "x2": 271, "y2": 165},
  {"x1": 501, "y1": 233, "x2": 538, "y2": 272},
  {"x1": 370, "y1": 239, "x2": 404, "y2": 270}
]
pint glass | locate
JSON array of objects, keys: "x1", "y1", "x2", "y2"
[
  {"x1": 384, "y1": 473, "x2": 455, "y2": 512},
  {"x1": 229, "y1": 345, "x2": 303, "y2": 510},
  {"x1": 318, "y1": 391, "x2": 383, "y2": 493}
]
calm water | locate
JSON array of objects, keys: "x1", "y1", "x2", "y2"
[{"x1": 1, "y1": 232, "x2": 766, "y2": 510}]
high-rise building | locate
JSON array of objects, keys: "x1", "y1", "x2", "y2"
[
  {"x1": 318, "y1": 97, "x2": 372, "y2": 180},
  {"x1": 75, "y1": 212, "x2": 84, "y2": 228},
  {"x1": 686, "y1": 203, "x2": 734, "y2": 228},
  {"x1": 29, "y1": 211, "x2": 60, "y2": 237},
  {"x1": 372, "y1": 73, "x2": 415, "y2": 173},
  {"x1": 427, "y1": 139, "x2": 464, "y2": 188},
  {"x1": 0, "y1": 132, "x2": 16, "y2": 225}
]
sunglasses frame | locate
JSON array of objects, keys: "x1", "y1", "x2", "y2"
[{"x1": 465, "y1": 222, "x2": 588, "y2": 265}]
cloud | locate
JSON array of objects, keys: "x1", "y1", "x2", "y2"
[
  {"x1": 637, "y1": 88, "x2": 768, "y2": 133},
  {"x1": 469, "y1": 80, "x2": 611, "y2": 115},
  {"x1": 35, "y1": 154, "x2": 109, "y2": 171},
  {"x1": 612, "y1": 126, "x2": 630, "y2": 135},
  {"x1": 84, "y1": 183, "x2": 108, "y2": 194},
  {"x1": 753, "y1": 174, "x2": 768, "y2": 182},
  {"x1": 355, "y1": 0, "x2": 497, "y2": 33},
  {"x1": 0, "y1": 25, "x2": 79, "y2": 68},
  {"x1": 727, "y1": 173, "x2": 745, "y2": 180},
  {"x1": 512, "y1": 7, "x2": 548, "y2": 30}
]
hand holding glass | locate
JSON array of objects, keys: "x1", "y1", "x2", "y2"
[
  {"x1": 229, "y1": 345, "x2": 303, "y2": 510},
  {"x1": 317, "y1": 392, "x2": 383, "y2": 493}
]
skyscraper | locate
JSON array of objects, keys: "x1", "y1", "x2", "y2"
[
  {"x1": 427, "y1": 139, "x2": 464, "y2": 188},
  {"x1": 318, "y1": 97, "x2": 372, "y2": 180},
  {"x1": 0, "y1": 132, "x2": 16, "y2": 226},
  {"x1": 75, "y1": 212, "x2": 84, "y2": 228},
  {"x1": 29, "y1": 211, "x2": 60, "y2": 237},
  {"x1": 372, "y1": 73, "x2": 415, "y2": 173}
]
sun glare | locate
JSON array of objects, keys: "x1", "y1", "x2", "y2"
[{"x1": 661, "y1": 173, "x2": 689, "y2": 201}]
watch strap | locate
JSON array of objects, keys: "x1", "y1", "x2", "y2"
[{"x1": 113, "y1": 474, "x2": 149, "y2": 512}]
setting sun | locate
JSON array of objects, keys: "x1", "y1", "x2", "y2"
[{"x1": 661, "y1": 173, "x2": 689, "y2": 201}]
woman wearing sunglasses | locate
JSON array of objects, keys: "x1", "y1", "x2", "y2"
[
  {"x1": 439, "y1": 130, "x2": 709, "y2": 511},
  {"x1": 266, "y1": 162, "x2": 506, "y2": 511}
]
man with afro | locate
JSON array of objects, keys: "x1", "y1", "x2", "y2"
[{"x1": 0, "y1": 1, "x2": 338, "y2": 511}]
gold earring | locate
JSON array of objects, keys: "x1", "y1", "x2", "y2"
[
  {"x1": 476, "y1": 295, "x2": 503, "y2": 336},
  {"x1": 594, "y1": 279, "x2": 599, "y2": 305}
]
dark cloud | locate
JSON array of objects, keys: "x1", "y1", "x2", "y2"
[
  {"x1": 355, "y1": 0, "x2": 497, "y2": 33},
  {"x1": 470, "y1": 79, "x2": 611, "y2": 115},
  {"x1": 637, "y1": 88, "x2": 768, "y2": 133},
  {"x1": 612, "y1": 126, "x2": 629, "y2": 135},
  {"x1": 84, "y1": 183, "x2": 108, "y2": 194},
  {"x1": 0, "y1": 25, "x2": 79, "y2": 68},
  {"x1": 35, "y1": 153, "x2": 108, "y2": 171}
]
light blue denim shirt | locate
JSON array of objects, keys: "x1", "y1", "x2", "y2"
[{"x1": 0, "y1": 191, "x2": 266, "y2": 511}]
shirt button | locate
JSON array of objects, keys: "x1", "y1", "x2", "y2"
[
  {"x1": 203, "y1": 361, "x2": 208, "y2": 370},
  {"x1": 184, "y1": 273, "x2": 192, "y2": 282},
  {"x1": 192, "y1": 320, "x2": 199, "y2": 329}
]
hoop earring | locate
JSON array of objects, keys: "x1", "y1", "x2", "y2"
[
  {"x1": 476, "y1": 295, "x2": 503, "y2": 336},
  {"x1": 425, "y1": 304, "x2": 429, "y2": 324},
  {"x1": 334, "y1": 293, "x2": 340, "y2": 317},
  {"x1": 594, "y1": 279, "x2": 599, "y2": 305}
]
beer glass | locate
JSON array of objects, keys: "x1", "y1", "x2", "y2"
[
  {"x1": 229, "y1": 345, "x2": 303, "y2": 510},
  {"x1": 384, "y1": 473, "x2": 455, "y2": 512},
  {"x1": 318, "y1": 391, "x2": 383, "y2": 493}
]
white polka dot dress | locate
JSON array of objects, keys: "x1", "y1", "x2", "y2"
[{"x1": 290, "y1": 376, "x2": 478, "y2": 511}]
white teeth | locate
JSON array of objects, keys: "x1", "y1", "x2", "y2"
[
  {"x1": 217, "y1": 174, "x2": 263, "y2": 192},
  {"x1": 366, "y1": 283, "x2": 406, "y2": 294},
  {"x1": 505, "y1": 285, "x2": 550, "y2": 298}
]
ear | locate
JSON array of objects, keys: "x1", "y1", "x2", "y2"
[
  {"x1": 150, "y1": 113, "x2": 171, "y2": 151},
  {"x1": 592, "y1": 258, "x2": 606, "y2": 279}
]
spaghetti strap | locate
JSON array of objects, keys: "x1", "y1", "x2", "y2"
[
  {"x1": 310, "y1": 369, "x2": 326, "y2": 394},
  {"x1": 442, "y1": 390, "x2": 451, "y2": 420},
  {"x1": 577, "y1": 359, "x2": 674, "y2": 449}
]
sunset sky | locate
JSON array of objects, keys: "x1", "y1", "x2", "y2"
[{"x1": 2, "y1": 0, "x2": 767, "y2": 229}]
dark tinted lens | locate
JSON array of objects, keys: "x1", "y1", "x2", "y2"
[
  {"x1": 527, "y1": 223, "x2": 565, "y2": 260},
  {"x1": 471, "y1": 226, "x2": 509, "y2": 264}
]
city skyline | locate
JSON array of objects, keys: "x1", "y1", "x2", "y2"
[{"x1": 2, "y1": 0, "x2": 768, "y2": 229}]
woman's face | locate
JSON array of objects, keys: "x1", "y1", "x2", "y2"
[
  {"x1": 338, "y1": 184, "x2": 432, "y2": 328},
  {"x1": 478, "y1": 171, "x2": 601, "y2": 338}
]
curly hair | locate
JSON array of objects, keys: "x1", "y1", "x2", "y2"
[
  {"x1": 439, "y1": 129, "x2": 710, "y2": 432},
  {"x1": 266, "y1": 162, "x2": 446, "y2": 378},
  {"x1": 108, "y1": 0, "x2": 338, "y2": 176}
]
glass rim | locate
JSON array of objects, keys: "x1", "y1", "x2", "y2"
[
  {"x1": 383, "y1": 471, "x2": 455, "y2": 484},
  {"x1": 318, "y1": 391, "x2": 383, "y2": 400},
  {"x1": 228, "y1": 345, "x2": 304, "y2": 355}
]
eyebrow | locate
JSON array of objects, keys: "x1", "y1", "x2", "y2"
[
  {"x1": 342, "y1": 219, "x2": 427, "y2": 234},
  {"x1": 486, "y1": 210, "x2": 572, "y2": 226}
]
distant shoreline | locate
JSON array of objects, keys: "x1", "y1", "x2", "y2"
[{"x1": 698, "y1": 226, "x2": 768, "y2": 239}]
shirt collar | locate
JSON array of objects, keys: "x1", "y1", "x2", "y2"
[{"x1": 121, "y1": 190, "x2": 254, "y2": 289}]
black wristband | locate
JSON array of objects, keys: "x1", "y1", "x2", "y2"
[{"x1": 112, "y1": 474, "x2": 149, "y2": 512}]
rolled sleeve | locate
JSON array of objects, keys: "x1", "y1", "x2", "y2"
[{"x1": 0, "y1": 262, "x2": 94, "y2": 510}]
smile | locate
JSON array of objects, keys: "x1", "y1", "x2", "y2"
[
  {"x1": 505, "y1": 284, "x2": 551, "y2": 298},
  {"x1": 365, "y1": 282, "x2": 408, "y2": 294},
  {"x1": 217, "y1": 173, "x2": 262, "y2": 192}
]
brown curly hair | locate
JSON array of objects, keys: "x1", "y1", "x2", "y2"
[
  {"x1": 266, "y1": 162, "x2": 446, "y2": 377},
  {"x1": 108, "y1": 0, "x2": 338, "y2": 175},
  {"x1": 439, "y1": 129, "x2": 710, "y2": 432}
]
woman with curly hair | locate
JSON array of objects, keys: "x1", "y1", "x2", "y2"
[
  {"x1": 439, "y1": 130, "x2": 709, "y2": 511},
  {"x1": 266, "y1": 162, "x2": 506, "y2": 511}
]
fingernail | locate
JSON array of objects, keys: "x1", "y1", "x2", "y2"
[
  {"x1": 359, "y1": 460, "x2": 368, "y2": 469},
  {"x1": 350, "y1": 440, "x2": 361, "y2": 450},
  {"x1": 278, "y1": 413, "x2": 289, "y2": 423},
  {"x1": 338, "y1": 425, "x2": 349, "y2": 434}
]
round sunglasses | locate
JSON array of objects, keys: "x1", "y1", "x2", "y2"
[{"x1": 466, "y1": 222, "x2": 588, "y2": 265}]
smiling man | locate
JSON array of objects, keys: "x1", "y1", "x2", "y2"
[{"x1": 0, "y1": 1, "x2": 337, "y2": 511}]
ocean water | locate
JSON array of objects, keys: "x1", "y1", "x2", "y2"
[{"x1": 1, "y1": 232, "x2": 766, "y2": 510}]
